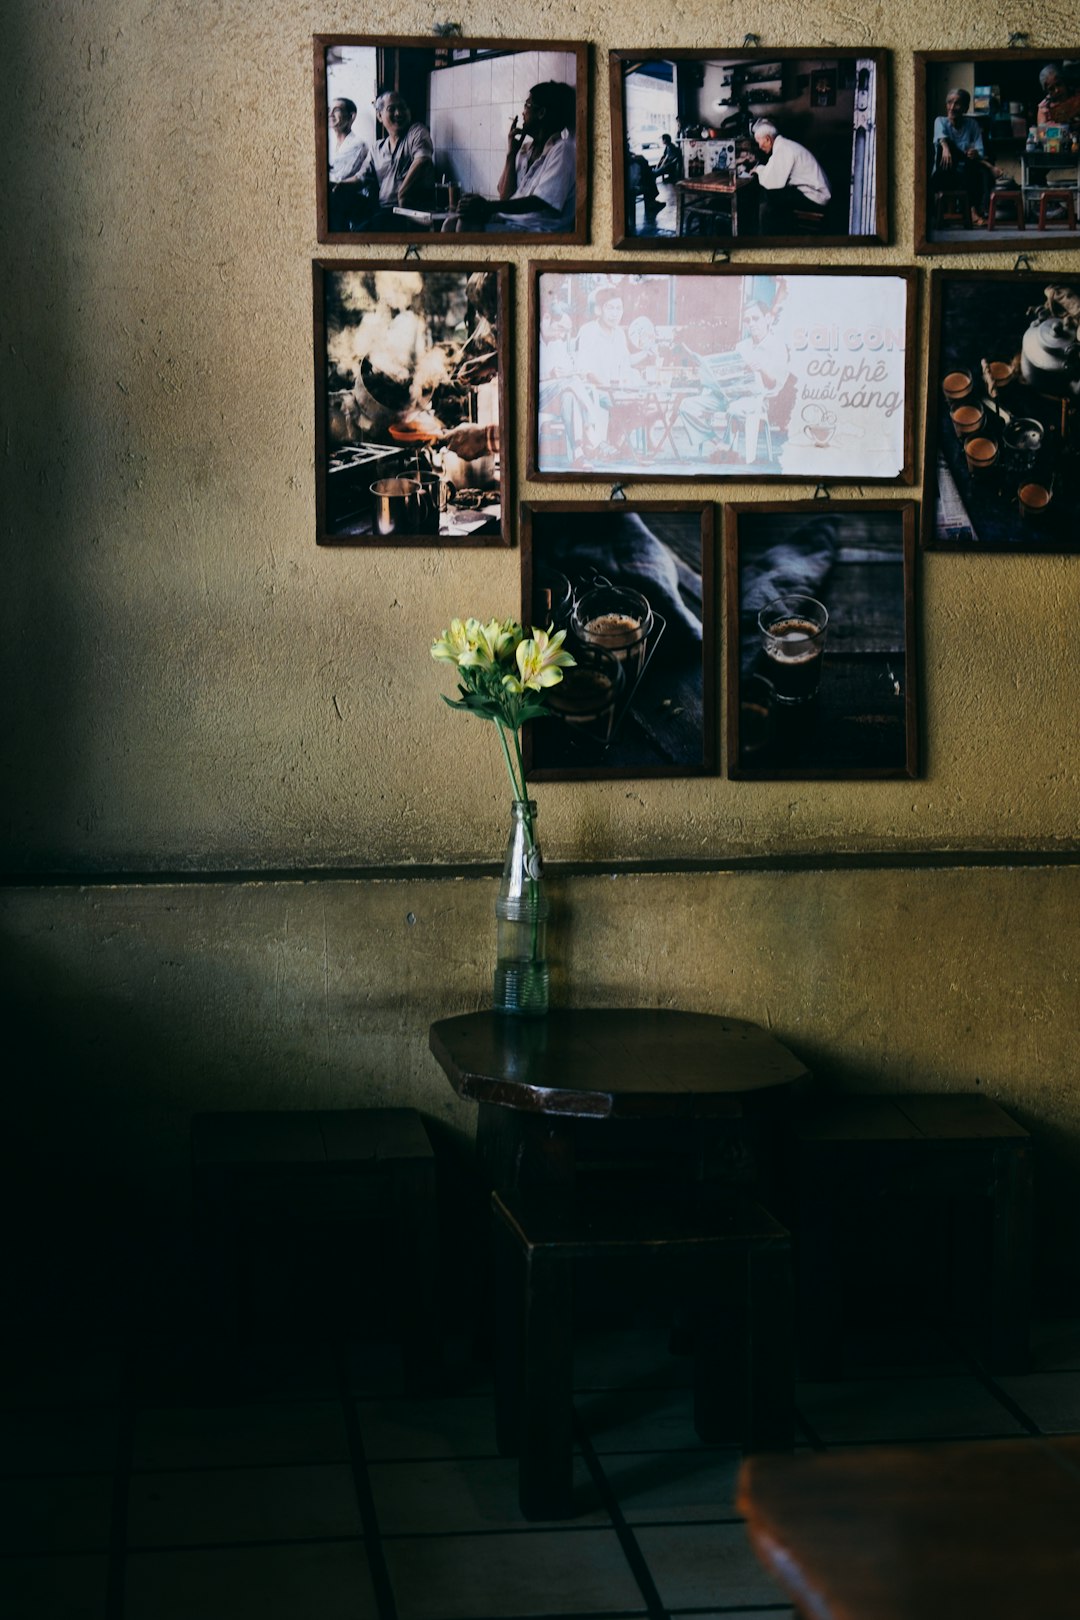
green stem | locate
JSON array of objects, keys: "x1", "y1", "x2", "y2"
[{"x1": 494, "y1": 719, "x2": 524, "y2": 805}]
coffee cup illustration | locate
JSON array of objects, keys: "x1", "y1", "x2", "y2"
[{"x1": 801, "y1": 404, "x2": 837, "y2": 448}]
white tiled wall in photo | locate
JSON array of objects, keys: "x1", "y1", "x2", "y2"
[{"x1": 429, "y1": 50, "x2": 578, "y2": 197}]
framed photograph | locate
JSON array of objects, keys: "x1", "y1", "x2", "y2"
[
  {"x1": 314, "y1": 35, "x2": 588, "y2": 244},
  {"x1": 915, "y1": 50, "x2": 1080, "y2": 254},
  {"x1": 725, "y1": 501, "x2": 918, "y2": 779},
  {"x1": 528, "y1": 264, "x2": 915, "y2": 483},
  {"x1": 609, "y1": 48, "x2": 887, "y2": 247},
  {"x1": 925, "y1": 272, "x2": 1080, "y2": 552},
  {"x1": 520, "y1": 502, "x2": 716, "y2": 779},
  {"x1": 313, "y1": 262, "x2": 510, "y2": 547}
]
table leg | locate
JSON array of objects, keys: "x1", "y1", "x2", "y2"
[{"x1": 476, "y1": 1103, "x2": 576, "y2": 1205}]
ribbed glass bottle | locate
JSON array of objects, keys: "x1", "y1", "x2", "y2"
[{"x1": 493, "y1": 799, "x2": 549, "y2": 1017}]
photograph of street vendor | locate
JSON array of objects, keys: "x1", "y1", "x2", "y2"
[
  {"x1": 315, "y1": 265, "x2": 506, "y2": 546},
  {"x1": 612, "y1": 49, "x2": 883, "y2": 243},
  {"x1": 444, "y1": 81, "x2": 577, "y2": 233},
  {"x1": 747, "y1": 118, "x2": 831, "y2": 232},
  {"x1": 1038, "y1": 62, "x2": 1080, "y2": 126}
]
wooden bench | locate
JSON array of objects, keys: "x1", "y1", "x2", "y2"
[
  {"x1": 791, "y1": 1094, "x2": 1031, "y2": 1376},
  {"x1": 191, "y1": 1107, "x2": 439, "y2": 1385},
  {"x1": 493, "y1": 1186, "x2": 793, "y2": 1519}
]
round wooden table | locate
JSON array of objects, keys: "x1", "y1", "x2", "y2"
[{"x1": 429, "y1": 1008, "x2": 809, "y2": 1201}]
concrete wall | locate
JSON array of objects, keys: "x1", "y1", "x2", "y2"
[{"x1": 2, "y1": 5, "x2": 1077, "y2": 1285}]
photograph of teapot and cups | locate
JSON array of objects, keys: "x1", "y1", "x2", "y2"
[{"x1": 927, "y1": 274, "x2": 1080, "y2": 552}]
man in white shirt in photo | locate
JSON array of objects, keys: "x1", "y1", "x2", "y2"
[
  {"x1": 449, "y1": 81, "x2": 577, "y2": 234},
  {"x1": 750, "y1": 118, "x2": 831, "y2": 234}
]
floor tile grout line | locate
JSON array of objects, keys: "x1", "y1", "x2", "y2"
[
  {"x1": 334, "y1": 1341, "x2": 400, "y2": 1620},
  {"x1": 104, "y1": 1350, "x2": 137, "y2": 1620},
  {"x1": 942, "y1": 1325, "x2": 1046, "y2": 1436},
  {"x1": 574, "y1": 1409, "x2": 671, "y2": 1620},
  {"x1": 793, "y1": 1407, "x2": 828, "y2": 1451}
]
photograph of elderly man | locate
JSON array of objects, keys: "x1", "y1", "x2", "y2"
[
  {"x1": 748, "y1": 118, "x2": 831, "y2": 232},
  {"x1": 916, "y1": 50, "x2": 1080, "y2": 251},
  {"x1": 611, "y1": 49, "x2": 883, "y2": 244},
  {"x1": 316, "y1": 38, "x2": 587, "y2": 243}
]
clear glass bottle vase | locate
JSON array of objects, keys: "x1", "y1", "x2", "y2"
[{"x1": 493, "y1": 799, "x2": 549, "y2": 1017}]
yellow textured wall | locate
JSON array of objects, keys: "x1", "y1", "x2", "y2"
[
  {"x1": 1, "y1": 6, "x2": 1078, "y2": 1280},
  {"x1": 2, "y1": 1, "x2": 1077, "y2": 866}
]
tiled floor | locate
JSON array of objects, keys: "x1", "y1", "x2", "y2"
[{"x1": 4, "y1": 1309, "x2": 1080, "y2": 1620}]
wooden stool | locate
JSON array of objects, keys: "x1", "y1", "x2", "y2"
[
  {"x1": 935, "y1": 188, "x2": 972, "y2": 227},
  {"x1": 792, "y1": 208, "x2": 828, "y2": 235},
  {"x1": 987, "y1": 190, "x2": 1025, "y2": 229},
  {"x1": 493, "y1": 1186, "x2": 793, "y2": 1519},
  {"x1": 192, "y1": 1107, "x2": 439, "y2": 1385},
  {"x1": 791, "y1": 1095, "x2": 1032, "y2": 1378},
  {"x1": 1037, "y1": 189, "x2": 1077, "y2": 230}
]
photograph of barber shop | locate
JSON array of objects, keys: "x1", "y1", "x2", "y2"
[
  {"x1": 916, "y1": 49, "x2": 1080, "y2": 253},
  {"x1": 726, "y1": 503, "x2": 917, "y2": 781},
  {"x1": 520, "y1": 503, "x2": 715, "y2": 780},
  {"x1": 315, "y1": 36, "x2": 587, "y2": 243},
  {"x1": 926, "y1": 274, "x2": 1080, "y2": 552},
  {"x1": 529, "y1": 265, "x2": 913, "y2": 482},
  {"x1": 314, "y1": 264, "x2": 508, "y2": 546},
  {"x1": 611, "y1": 49, "x2": 884, "y2": 246}
]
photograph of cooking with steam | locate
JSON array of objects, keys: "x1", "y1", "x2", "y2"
[
  {"x1": 611, "y1": 47, "x2": 885, "y2": 248},
  {"x1": 315, "y1": 36, "x2": 587, "y2": 244},
  {"x1": 926, "y1": 273, "x2": 1080, "y2": 552},
  {"x1": 520, "y1": 503, "x2": 715, "y2": 779},
  {"x1": 726, "y1": 502, "x2": 917, "y2": 780},
  {"x1": 528, "y1": 265, "x2": 915, "y2": 482},
  {"x1": 314, "y1": 264, "x2": 509, "y2": 547}
]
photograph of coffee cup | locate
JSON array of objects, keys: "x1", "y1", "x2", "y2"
[
  {"x1": 964, "y1": 435, "x2": 998, "y2": 475},
  {"x1": 1018, "y1": 481, "x2": 1052, "y2": 517},
  {"x1": 757, "y1": 594, "x2": 829, "y2": 706},
  {"x1": 942, "y1": 368, "x2": 974, "y2": 402},
  {"x1": 950, "y1": 403, "x2": 984, "y2": 439}
]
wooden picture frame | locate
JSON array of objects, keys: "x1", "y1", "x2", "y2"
[
  {"x1": 520, "y1": 501, "x2": 716, "y2": 780},
  {"x1": 314, "y1": 35, "x2": 589, "y2": 245},
  {"x1": 313, "y1": 261, "x2": 511, "y2": 548},
  {"x1": 915, "y1": 49, "x2": 1080, "y2": 255},
  {"x1": 924, "y1": 271, "x2": 1080, "y2": 552},
  {"x1": 527, "y1": 263, "x2": 916, "y2": 484},
  {"x1": 609, "y1": 48, "x2": 888, "y2": 249},
  {"x1": 725, "y1": 500, "x2": 918, "y2": 779}
]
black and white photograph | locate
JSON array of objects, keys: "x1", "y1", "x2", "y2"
[
  {"x1": 726, "y1": 503, "x2": 917, "y2": 779},
  {"x1": 521, "y1": 503, "x2": 715, "y2": 779},
  {"x1": 915, "y1": 50, "x2": 1080, "y2": 253},
  {"x1": 314, "y1": 263, "x2": 509, "y2": 546},
  {"x1": 315, "y1": 36, "x2": 587, "y2": 243},
  {"x1": 926, "y1": 273, "x2": 1080, "y2": 551},
  {"x1": 529, "y1": 265, "x2": 914, "y2": 482},
  {"x1": 611, "y1": 48, "x2": 885, "y2": 246}
]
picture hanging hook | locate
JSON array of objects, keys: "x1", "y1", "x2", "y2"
[
  {"x1": 403, "y1": 243, "x2": 422, "y2": 261},
  {"x1": 743, "y1": 33, "x2": 761, "y2": 47},
  {"x1": 710, "y1": 249, "x2": 731, "y2": 264},
  {"x1": 814, "y1": 484, "x2": 831, "y2": 502},
  {"x1": 433, "y1": 21, "x2": 463, "y2": 37},
  {"x1": 1013, "y1": 253, "x2": 1034, "y2": 272},
  {"x1": 609, "y1": 483, "x2": 628, "y2": 501},
  {"x1": 1008, "y1": 31, "x2": 1029, "y2": 48}
]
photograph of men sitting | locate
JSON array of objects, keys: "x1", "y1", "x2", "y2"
[
  {"x1": 446, "y1": 81, "x2": 577, "y2": 233},
  {"x1": 368, "y1": 92, "x2": 435, "y2": 228},
  {"x1": 748, "y1": 118, "x2": 831, "y2": 232},
  {"x1": 327, "y1": 97, "x2": 377, "y2": 232}
]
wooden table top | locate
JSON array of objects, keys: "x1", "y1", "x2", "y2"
[
  {"x1": 429, "y1": 1009, "x2": 808, "y2": 1119},
  {"x1": 738, "y1": 1438, "x2": 1080, "y2": 1620}
]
